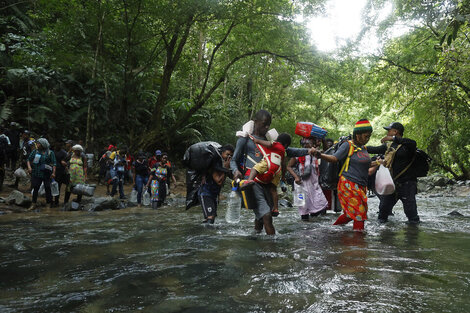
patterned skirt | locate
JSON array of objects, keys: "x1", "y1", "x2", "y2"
[
  {"x1": 337, "y1": 175, "x2": 368, "y2": 222},
  {"x1": 150, "y1": 179, "x2": 160, "y2": 202}
]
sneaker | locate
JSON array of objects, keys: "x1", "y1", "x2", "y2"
[{"x1": 240, "y1": 180, "x2": 255, "y2": 190}]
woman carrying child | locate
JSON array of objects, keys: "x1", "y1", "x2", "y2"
[{"x1": 287, "y1": 137, "x2": 328, "y2": 221}]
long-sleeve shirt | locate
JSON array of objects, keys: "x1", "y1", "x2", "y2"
[
  {"x1": 230, "y1": 135, "x2": 310, "y2": 177},
  {"x1": 367, "y1": 136, "x2": 417, "y2": 183}
]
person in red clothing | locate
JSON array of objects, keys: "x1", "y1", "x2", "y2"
[
  {"x1": 241, "y1": 133, "x2": 292, "y2": 216},
  {"x1": 148, "y1": 150, "x2": 162, "y2": 170}
]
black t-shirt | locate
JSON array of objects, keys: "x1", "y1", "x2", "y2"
[
  {"x1": 54, "y1": 149, "x2": 68, "y2": 175},
  {"x1": 134, "y1": 160, "x2": 149, "y2": 177}
]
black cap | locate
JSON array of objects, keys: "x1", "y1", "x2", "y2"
[{"x1": 384, "y1": 122, "x2": 404, "y2": 134}]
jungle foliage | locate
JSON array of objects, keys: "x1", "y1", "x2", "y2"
[{"x1": 1, "y1": 0, "x2": 469, "y2": 179}]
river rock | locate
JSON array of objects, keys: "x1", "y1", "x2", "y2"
[
  {"x1": 5, "y1": 190, "x2": 32, "y2": 207},
  {"x1": 448, "y1": 210, "x2": 464, "y2": 217},
  {"x1": 63, "y1": 201, "x2": 81, "y2": 211},
  {"x1": 85, "y1": 197, "x2": 121, "y2": 211},
  {"x1": 431, "y1": 174, "x2": 450, "y2": 187}
]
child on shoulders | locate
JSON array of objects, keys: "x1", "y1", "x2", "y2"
[{"x1": 241, "y1": 133, "x2": 291, "y2": 216}]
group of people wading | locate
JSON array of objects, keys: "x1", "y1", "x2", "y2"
[{"x1": 194, "y1": 109, "x2": 420, "y2": 235}]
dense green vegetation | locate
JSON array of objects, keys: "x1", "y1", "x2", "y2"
[{"x1": 1, "y1": 0, "x2": 469, "y2": 179}]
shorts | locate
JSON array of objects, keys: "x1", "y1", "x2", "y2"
[
  {"x1": 200, "y1": 195, "x2": 218, "y2": 219},
  {"x1": 252, "y1": 183, "x2": 273, "y2": 220},
  {"x1": 253, "y1": 159, "x2": 281, "y2": 186}
]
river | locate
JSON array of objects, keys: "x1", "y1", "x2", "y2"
[{"x1": 1, "y1": 194, "x2": 469, "y2": 312}]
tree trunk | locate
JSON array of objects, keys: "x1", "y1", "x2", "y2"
[{"x1": 86, "y1": 3, "x2": 105, "y2": 152}]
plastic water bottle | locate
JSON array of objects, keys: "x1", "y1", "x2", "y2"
[
  {"x1": 293, "y1": 184, "x2": 306, "y2": 207},
  {"x1": 130, "y1": 188, "x2": 138, "y2": 203},
  {"x1": 142, "y1": 190, "x2": 150, "y2": 206},
  {"x1": 50, "y1": 179, "x2": 59, "y2": 197},
  {"x1": 225, "y1": 186, "x2": 241, "y2": 224}
]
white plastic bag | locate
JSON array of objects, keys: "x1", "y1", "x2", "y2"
[
  {"x1": 266, "y1": 128, "x2": 279, "y2": 141},
  {"x1": 31, "y1": 182, "x2": 46, "y2": 196},
  {"x1": 51, "y1": 180, "x2": 59, "y2": 197},
  {"x1": 236, "y1": 120, "x2": 254, "y2": 137},
  {"x1": 375, "y1": 165, "x2": 395, "y2": 195},
  {"x1": 14, "y1": 167, "x2": 27, "y2": 178},
  {"x1": 142, "y1": 190, "x2": 150, "y2": 206}
]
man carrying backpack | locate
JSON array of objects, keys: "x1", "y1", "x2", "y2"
[{"x1": 367, "y1": 122, "x2": 420, "y2": 224}]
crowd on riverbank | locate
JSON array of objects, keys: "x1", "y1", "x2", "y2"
[{"x1": 0, "y1": 122, "x2": 179, "y2": 211}]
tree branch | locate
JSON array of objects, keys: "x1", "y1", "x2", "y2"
[
  {"x1": 166, "y1": 50, "x2": 300, "y2": 136},
  {"x1": 196, "y1": 21, "x2": 236, "y2": 103},
  {"x1": 379, "y1": 57, "x2": 439, "y2": 76}
]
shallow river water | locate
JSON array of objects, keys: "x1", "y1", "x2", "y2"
[{"x1": 1, "y1": 194, "x2": 470, "y2": 313}]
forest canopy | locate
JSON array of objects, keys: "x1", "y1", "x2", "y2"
[{"x1": 1, "y1": 0, "x2": 469, "y2": 179}]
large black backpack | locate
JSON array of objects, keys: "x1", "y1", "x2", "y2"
[
  {"x1": 395, "y1": 149, "x2": 432, "y2": 179},
  {"x1": 183, "y1": 141, "x2": 223, "y2": 210},
  {"x1": 183, "y1": 141, "x2": 222, "y2": 172},
  {"x1": 413, "y1": 149, "x2": 432, "y2": 177}
]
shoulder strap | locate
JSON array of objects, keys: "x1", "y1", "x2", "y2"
[
  {"x1": 384, "y1": 142, "x2": 402, "y2": 169},
  {"x1": 394, "y1": 151, "x2": 416, "y2": 180},
  {"x1": 338, "y1": 140, "x2": 356, "y2": 177}
]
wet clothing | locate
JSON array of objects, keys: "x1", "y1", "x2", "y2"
[
  {"x1": 199, "y1": 174, "x2": 222, "y2": 219},
  {"x1": 231, "y1": 135, "x2": 310, "y2": 220},
  {"x1": 332, "y1": 141, "x2": 371, "y2": 229},
  {"x1": 231, "y1": 135, "x2": 309, "y2": 219},
  {"x1": 333, "y1": 141, "x2": 371, "y2": 187},
  {"x1": 295, "y1": 155, "x2": 328, "y2": 216},
  {"x1": 337, "y1": 175, "x2": 368, "y2": 222},
  {"x1": 367, "y1": 137, "x2": 419, "y2": 223}
]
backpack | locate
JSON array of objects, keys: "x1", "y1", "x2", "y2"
[
  {"x1": 319, "y1": 135, "x2": 352, "y2": 190},
  {"x1": 182, "y1": 141, "x2": 222, "y2": 173},
  {"x1": 394, "y1": 149, "x2": 432, "y2": 179}
]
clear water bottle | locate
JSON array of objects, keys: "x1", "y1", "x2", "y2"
[
  {"x1": 142, "y1": 190, "x2": 150, "y2": 206},
  {"x1": 130, "y1": 188, "x2": 138, "y2": 203},
  {"x1": 50, "y1": 179, "x2": 59, "y2": 197},
  {"x1": 293, "y1": 184, "x2": 306, "y2": 207},
  {"x1": 225, "y1": 186, "x2": 241, "y2": 224}
]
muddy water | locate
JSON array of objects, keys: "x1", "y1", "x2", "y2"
[{"x1": 1, "y1": 194, "x2": 469, "y2": 312}]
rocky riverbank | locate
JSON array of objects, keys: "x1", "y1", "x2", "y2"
[{"x1": 417, "y1": 174, "x2": 470, "y2": 198}]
